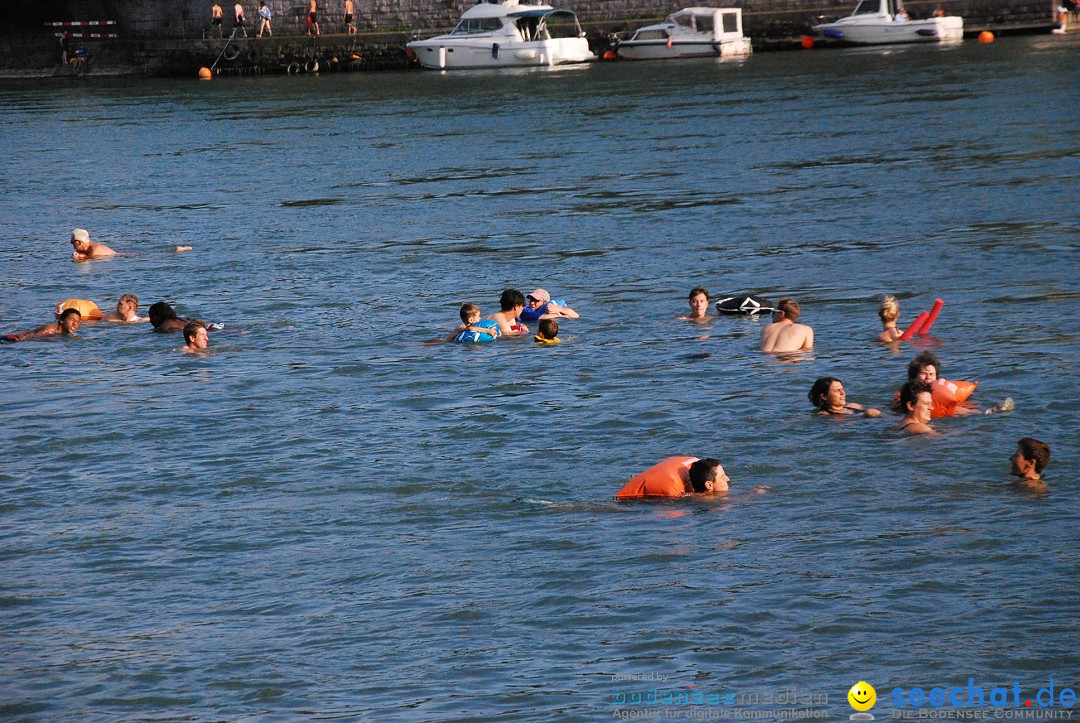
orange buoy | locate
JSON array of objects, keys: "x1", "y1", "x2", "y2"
[
  {"x1": 801, "y1": 34, "x2": 815, "y2": 49},
  {"x1": 614, "y1": 456, "x2": 696, "y2": 499},
  {"x1": 667, "y1": 35, "x2": 673, "y2": 49},
  {"x1": 978, "y1": 30, "x2": 995, "y2": 42},
  {"x1": 198, "y1": 67, "x2": 212, "y2": 80},
  {"x1": 602, "y1": 49, "x2": 617, "y2": 60}
]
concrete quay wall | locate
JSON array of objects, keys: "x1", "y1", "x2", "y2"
[{"x1": 0, "y1": 0, "x2": 1060, "y2": 78}]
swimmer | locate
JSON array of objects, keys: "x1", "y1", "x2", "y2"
[
  {"x1": 5, "y1": 308, "x2": 81, "y2": 341},
  {"x1": 899, "y1": 351, "x2": 1008, "y2": 414},
  {"x1": 446, "y1": 303, "x2": 499, "y2": 342},
  {"x1": 102, "y1": 294, "x2": 148, "y2": 323},
  {"x1": 69, "y1": 228, "x2": 117, "y2": 262},
  {"x1": 1009, "y1": 437, "x2": 1050, "y2": 487},
  {"x1": 535, "y1": 318, "x2": 560, "y2": 345},
  {"x1": 678, "y1": 287, "x2": 710, "y2": 322},
  {"x1": 519, "y1": 289, "x2": 579, "y2": 322},
  {"x1": 183, "y1": 320, "x2": 209, "y2": 353},
  {"x1": 898, "y1": 380, "x2": 935, "y2": 434},
  {"x1": 761, "y1": 298, "x2": 814, "y2": 352},
  {"x1": 877, "y1": 295, "x2": 902, "y2": 342},
  {"x1": 487, "y1": 289, "x2": 529, "y2": 336},
  {"x1": 148, "y1": 302, "x2": 190, "y2": 333},
  {"x1": 808, "y1": 377, "x2": 882, "y2": 417}
]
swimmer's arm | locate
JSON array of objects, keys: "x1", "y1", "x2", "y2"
[
  {"x1": 546, "y1": 303, "x2": 579, "y2": 319},
  {"x1": 446, "y1": 325, "x2": 466, "y2": 342}
]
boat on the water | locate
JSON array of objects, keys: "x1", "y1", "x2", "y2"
[
  {"x1": 406, "y1": 0, "x2": 594, "y2": 69},
  {"x1": 811, "y1": 0, "x2": 963, "y2": 44},
  {"x1": 614, "y1": 7, "x2": 752, "y2": 60}
]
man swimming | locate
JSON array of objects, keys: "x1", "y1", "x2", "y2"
[
  {"x1": 678, "y1": 287, "x2": 711, "y2": 322},
  {"x1": 183, "y1": 321, "x2": 209, "y2": 353},
  {"x1": 1010, "y1": 437, "x2": 1050, "y2": 485},
  {"x1": 761, "y1": 298, "x2": 814, "y2": 352},
  {"x1": 102, "y1": 294, "x2": 148, "y2": 323},
  {"x1": 487, "y1": 289, "x2": 529, "y2": 336},
  {"x1": 4, "y1": 308, "x2": 81, "y2": 341},
  {"x1": 70, "y1": 228, "x2": 117, "y2": 261},
  {"x1": 148, "y1": 302, "x2": 190, "y2": 333}
]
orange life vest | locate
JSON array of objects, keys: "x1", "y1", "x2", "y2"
[
  {"x1": 614, "y1": 456, "x2": 697, "y2": 499},
  {"x1": 894, "y1": 377, "x2": 978, "y2": 418}
]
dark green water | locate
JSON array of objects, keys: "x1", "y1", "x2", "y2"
[{"x1": 1, "y1": 35, "x2": 1078, "y2": 719}]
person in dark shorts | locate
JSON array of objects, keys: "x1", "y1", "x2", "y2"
[
  {"x1": 211, "y1": 3, "x2": 223, "y2": 37},
  {"x1": 345, "y1": 0, "x2": 357, "y2": 34},
  {"x1": 307, "y1": 0, "x2": 321, "y2": 35}
]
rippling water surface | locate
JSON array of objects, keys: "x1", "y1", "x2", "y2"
[{"x1": 2, "y1": 35, "x2": 1079, "y2": 719}]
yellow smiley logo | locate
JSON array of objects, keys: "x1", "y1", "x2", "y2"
[{"x1": 848, "y1": 681, "x2": 876, "y2": 711}]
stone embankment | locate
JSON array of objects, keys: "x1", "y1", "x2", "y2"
[{"x1": 0, "y1": 0, "x2": 1061, "y2": 78}]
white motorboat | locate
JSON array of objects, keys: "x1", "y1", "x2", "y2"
[
  {"x1": 406, "y1": 0, "x2": 594, "y2": 69},
  {"x1": 812, "y1": 0, "x2": 963, "y2": 44},
  {"x1": 615, "y1": 7, "x2": 752, "y2": 59}
]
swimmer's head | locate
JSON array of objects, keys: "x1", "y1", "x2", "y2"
[
  {"x1": 459, "y1": 303, "x2": 481, "y2": 325},
  {"x1": 879, "y1": 295, "x2": 899, "y2": 324},
  {"x1": 183, "y1": 320, "x2": 208, "y2": 349},
  {"x1": 1012, "y1": 437, "x2": 1050, "y2": 476},
  {"x1": 58, "y1": 307, "x2": 81, "y2": 333},
  {"x1": 526, "y1": 289, "x2": 550, "y2": 309},
  {"x1": 499, "y1": 288, "x2": 526, "y2": 313},
  {"x1": 775, "y1": 298, "x2": 800, "y2": 322},
  {"x1": 148, "y1": 301, "x2": 178, "y2": 328},
  {"x1": 809, "y1": 376, "x2": 844, "y2": 411},
  {"x1": 118, "y1": 294, "x2": 139, "y2": 315},
  {"x1": 538, "y1": 318, "x2": 558, "y2": 340},
  {"x1": 70, "y1": 228, "x2": 91, "y2": 251},
  {"x1": 688, "y1": 287, "x2": 709, "y2": 316},
  {"x1": 900, "y1": 380, "x2": 933, "y2": 421},
  {"x1": 689, "y1": 458, "x2": 728, "y2": 493},
  {"x1": 907, "y1": 351, "x2": 940, "y2": 383}
]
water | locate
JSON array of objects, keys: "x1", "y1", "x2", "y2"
[{"x1": 2, "y1": 35, "x2": 1079, "y2": 719}]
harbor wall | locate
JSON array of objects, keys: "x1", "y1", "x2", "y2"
[{"x1": 0, "y1": 0, "x2": 1062, "y2": 77}]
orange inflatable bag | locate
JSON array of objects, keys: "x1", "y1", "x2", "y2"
[
  {"x1": 893, "y1": 377, "x2": 978, "y2": 418},
  {"x1": 614, "y1": 456, "x2": 696, "y2": 499},
  {"x1": 930, "y1": 377, "x2": 978, "y2": 417},
  {"x1": 54, "y1": 299, "x2": 103, "y2": 321}
]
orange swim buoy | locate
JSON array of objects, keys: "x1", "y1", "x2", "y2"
[
  {"x1": 894, "y1": 377, "x2": 979, "y2": 418},
  {"x1": 978, "y1": 30, "x2": 995, "y2": 42},
  {"x1": 54, "y1": 299, "x2": 104, "y2": 321},
  {"x1": 801, "y1": 35, "x2": 815, "y2": 49},
  {"x1": 614, "y1": 456, "x2": 696, "y2": 499}
]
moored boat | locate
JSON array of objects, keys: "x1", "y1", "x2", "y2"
[
  {"x1": 615, "y1": 7, "x2": 752, "y2": 59},
  {"x1": 811, "y1": 0, "x2": 963, "y2": 44}
]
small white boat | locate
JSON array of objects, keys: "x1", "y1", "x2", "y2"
[
  {"x1": 615, "y1": 7, "x2": 752, "y2": 60},
  {"x1": 406, "y1": 0, "x2": 593, "y2": 70},
  {"x1": 812, "y1": 0, "x2": 963, "y2": 44}
]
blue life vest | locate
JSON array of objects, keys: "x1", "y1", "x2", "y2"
[
  {"x1": 454, "y1": 319, "x2": 500, "y2": 343},
  {"x1": 519, "y1": 299, "x2": 567, "y2": 322}
]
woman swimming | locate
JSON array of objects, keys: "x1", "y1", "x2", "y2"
[
  {"x1": 898, "y1": 380, "x2": 936, "y2": 434},
  {"x1": 808, "y1": 377, "x2": 881, "y2": 417},
  {"x1": 877, "y1": 295, "x2": 902, "y2": 342}
]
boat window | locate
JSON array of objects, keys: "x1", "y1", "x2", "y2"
[
  {"x1": 673, "y1": 13, "x2": 693, "y2": 27},
  {"x1": 543, "y1": 14, "x2": 581, "y2": 39},
  {"x1": 696, "y1": 15, "x2": 715, "y2": 32},
  {"x1": 853, "y1": 0, "x2": 881, "y2": 13},
  {"x1": 516, "y1": 17, "x2": 540, "y2": 40},
  {"x1": 721, "y1": 12, "x2": 738, "y2": 32},
  {"x1": 632, "y1": 29, "x2": 668, "y2": 40},
  {"x1": 451, "y1": 17, "x2": 504, "y2": 34}
]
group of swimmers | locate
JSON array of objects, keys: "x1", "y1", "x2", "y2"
[
  {"x1": 444, "y1": 288, "x2": 579, "y2": 345},
  {"x1": 2, "y1": 230, "x2": 210, "y2": 353},
  {"x1": 612, "y1": 287, "x2": 1052, "y2": 499}
]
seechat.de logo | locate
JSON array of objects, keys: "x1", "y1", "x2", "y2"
[{"x1": 848, "y1": 681, "x2": 877, "y2": 720}]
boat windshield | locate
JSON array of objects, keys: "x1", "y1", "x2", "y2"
[
  {"x1": 853, "y1": 0, "x2": 883, "y2": 13},
  {"x1": 539, "y1": 10, "x2": 582, "y2": 38},
  {"x1": 451, "y1": 16, "x2": 505, "y2": 34}
]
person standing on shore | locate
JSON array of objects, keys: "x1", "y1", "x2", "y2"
[
  {"x1": 233, "y1": 2, "x2": 247, "y2": 36},
  {"x1": 307, "y1": 0, "x2": 321, "y2": 36},
  {"x1": 60, "y1": 30, "x2": 72, "y2": 64},
  {"x1": 344, "y1": 0, "x2": 357, "y2": 34},
  {"x1": 257, "y1": 1, "x2": 272, "y2": 36},
  {"x1": 211, "y1": 3, "x2": 224, "y2": 37}
]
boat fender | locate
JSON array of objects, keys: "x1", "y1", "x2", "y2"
[
  {"x1": 247, "y1": 47, "x2": 261, "y2": 64},
  {"x1": 715, "y1": 294, "x2": 774, "y2": 315},
  {"x1": 492, "y1": 42, "x2": 499, "y2": 59},
  {"x1": 54, "y1": 299, "x2": 104, "y2": 321},
  {"x1": 304, "y1": 60, "x2": 319, "y2": 73},
  {"x1": 287, "y1": 62, "x2": 301, "y2": 74},
  {"x1": 222, "y1": 44, "x2": 241, "y2": 61},
  {"x1": 916, "y1": 28, "x2": 938, "y2": 36},
  {"x1": 823, "y1": 28, "x2": 844, "y2": 39},
  {"x1": 454, "y1": 320, "x2": 501, "y2": 343},
  {"x1": 666, "y1": 36, "x2": 673, "y2": 48},
  {"x1": 614, "y1": 456, "x2": 697, "y2": 499}
]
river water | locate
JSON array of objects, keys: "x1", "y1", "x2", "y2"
[{"x1": 2, "y1": 35, "x2": 1078, "y2": 719}]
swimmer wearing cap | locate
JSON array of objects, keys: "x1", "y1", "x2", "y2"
[
  {"x1": 69, "y1": 228, "x2": 117, "y2": 262},
  {"x1": 520, "y1": 288, "x2": 579, "y2": 322}
]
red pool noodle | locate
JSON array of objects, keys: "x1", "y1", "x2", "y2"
[
  {"x1": 918, "y1": 298, "x2": 945, "y2": 335},
  {"x1": 900, "y1": 311, "x2": 929, "y2": 340}
]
